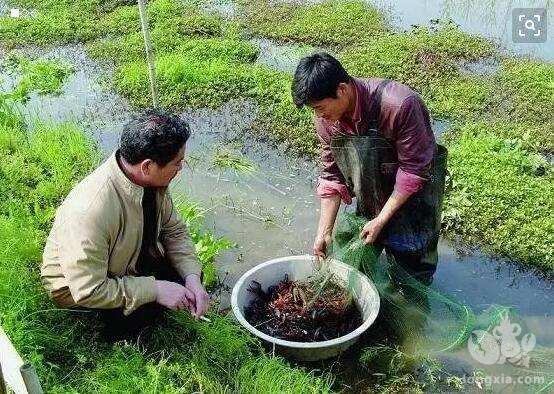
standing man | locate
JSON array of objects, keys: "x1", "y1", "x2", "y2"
[
  {"x1": 41, "y1": 108, "x2": 209, "y2": 331},
  {"x1": 292, "y1": 53, "x2": 447, "y2": 284}
]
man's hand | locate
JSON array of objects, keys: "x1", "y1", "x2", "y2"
[
  {"x1": 154, "y1": 280, "x2": 194, "y2": 311},
  {"x1": 313, "y1": 232, "x2": 332, "y2": 261},
  {"x1": 313, "y1": 195, "x2": 341, "y2": 262},
  {"x1": 184, "y1": 274, "x2": 210, "y2": 318},
  {"x1": 360, "y1": 217, "x2": 385, "y2": 245}
]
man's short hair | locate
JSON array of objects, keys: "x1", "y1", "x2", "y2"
[
  {"x1": 120, "y1": 108, "x2": 190, "y2": 166},
  {"x1": 292, "y1": 52, "x2": 352, "y2": 108}
]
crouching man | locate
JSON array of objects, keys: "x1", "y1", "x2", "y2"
[{"x1": 41, "y1": 108, "x2": 209, "y2": 330}]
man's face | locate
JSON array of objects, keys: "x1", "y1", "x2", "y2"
[
  {"x1": 309, "y1": 83, "x2": 350, "y2": 122},
  {"x1": 144, "y1": 146, "x2": 186, "y2": 187}
]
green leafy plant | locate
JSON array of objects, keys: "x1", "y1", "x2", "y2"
[
  {"x1": 3, "y1": 55, "x2": 74, "y2": 102},
  {"x1": 176, "y1": 198, "x2": 236, "y2": 287}
]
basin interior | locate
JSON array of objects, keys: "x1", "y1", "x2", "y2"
[{"x1": 233, "y1": 256, "x2": 380, "y2": 340}]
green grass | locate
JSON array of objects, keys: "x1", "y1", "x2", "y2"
[
  {"x1": 341, "y1": 22, "x2": 495, "y2": 77},
  {"x1": 443, "y1": 123, "x2": 553, "y2": 270},
  {"x1": 424, "y1": 74, "x2": 494, "y2": 121},
  {"x1": 0, "y1": 99, "x2": 107, "y2": 387},
  {"x1": 339, "y1": 22, "x2": 497, "y2": 121},
  {"x1": 2, "y1": 55, "x2": 74, "y2": 102},
  {"x1": 88, "y1": 34, "x2": 259, "y2": 65},
  {"x1": 0, "y1": 0, "x2": 225, "y2": 48},
  {"x1": 495, "y1": 57, "x2": 554, "y2": 125},
  {"x1": 98, "y1": 0, "x2": 225, "y2": 39},
  {"x1": 239, "y1": 0, "x2": 388, "y2": 48},
  {"x1": 211, "y1": 147, "x2": 258, "y2": 174},
  {"x1": 248, "y1": 67, "x2": 318, "y2": 155},
  {"x1": 0, "y1": 0, "x2": 102, "y2": 47},
  {"x1": 114, "y1": 53, "x2": 257, "y2": 109},
  {"x1": 236, "y1": 356, "x2": 334, "y2": 393},
  {"x1": 0, "y1": 119, "x2": 99, "y2": 229},
  {"x1": 490, "y1": 58, "x2": 554, "y2": 152}
]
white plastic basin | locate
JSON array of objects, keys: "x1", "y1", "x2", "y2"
[{"x1": 231, "y1": 255, "x2": 380, "y2": 361}]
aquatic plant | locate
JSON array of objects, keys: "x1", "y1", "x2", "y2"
[
  {"x1": 360, "y1": 344, "x2": 464, "y2": 393},
  {"x1": 238, "y1": 0, "x2": 388, "y2": 48},
  {"x1": 339, "y1": 22, "x2": 497, "y2": 121},
  {"x1": 211, "y1": 147, "x2": 257, "y2": 174},
  {"x1": 114, "y1": 54, "x2": 256, "y2": 109},
  {"x1": 443, "y1": 122, "x2": 553, "y2": 270},
  {"x1": 492, "y1": 58, "x2": 554, "y2": 151},
  {"x1": 88, "y1": 34, "x2": 259, "y2": 65},
  {"x1": 2, "y1": 55, "x2": 74, "y2": 101},
  {"x1": 175, "y1": 197, "x2": 236, "y2": 287},
  {"x1": 0, "y1": 0, "x2": 102, "y2": 47}
]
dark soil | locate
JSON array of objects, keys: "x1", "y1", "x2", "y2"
[{"x1": 244, "y1": 275, "x2": 363, "y2": 342}]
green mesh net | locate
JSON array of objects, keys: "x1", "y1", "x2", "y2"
[
  {"x1": 330, "y1": 212, "x2": 474, "y2": 352},
  {"x1": 329, "y1": 213, "x2": 553, "y2": 391}
]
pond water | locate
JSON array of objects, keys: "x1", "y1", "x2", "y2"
[
  {"x1": 250, "y1": 37, "x2": 317, "y2": 73},
  {"x1": 370, "y1": 0, "x2": 554, "y2": 61},
  {"x1": 1, "y1": 27, "x2": 552, "y2": 394}
]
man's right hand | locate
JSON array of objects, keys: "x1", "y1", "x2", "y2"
[
  {"x1": 313, "y1": 233, "x2": 332, "y2": 261},
  {"x1": 154, "y1": 280, "x2": 194, "y2": 311},
  {"x1": 313, "y1": 195, "x2": 341, "y2": 262}
]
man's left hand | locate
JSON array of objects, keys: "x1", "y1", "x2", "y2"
[
  {"x1": 184, "y1": 274, "x2": 210, "y2": 318},
  {"x1": 360, "y1": 217, "x2": 385, "y2": 245}
]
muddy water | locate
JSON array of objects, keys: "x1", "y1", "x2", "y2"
[
  {"x1": 175, "y1": 99, "x2": 320, "y2": 288},
  {"x1": 1, "y1": 42, "x2": 552, "y2": 391}
]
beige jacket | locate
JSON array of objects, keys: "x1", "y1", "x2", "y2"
[{"x1": 41, "y1": 151, "x2": 200, "y2": 315}]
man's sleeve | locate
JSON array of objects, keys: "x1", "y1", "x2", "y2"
[
  {"x1": 315, "y1": 118, "x2": 352, "y2": 204},
  {"x1": 392, "y1": 95, "x2": 436, "y2": 196},
  {"x1": 159, "y1": 193, "x2": 201, "y2": 279},
  {"x1": 58, "y1": 213, "x2": 157, "y2": 316}
]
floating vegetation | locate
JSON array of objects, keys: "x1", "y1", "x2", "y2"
[{"x1": 211, "y1": 146, "x2": 257, "y2": 175}]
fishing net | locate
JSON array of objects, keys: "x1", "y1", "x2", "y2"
[
  {"x1": 329, "y1": 213, "x2": 554, "y2": 391},
  {"x1": 329, "y1": 212, "x2": 474, "y2": 352}
]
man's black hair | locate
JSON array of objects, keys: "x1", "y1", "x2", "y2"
[
  {"x1": 120, "y1": 108, "x2": 190, "y2": 166},
  {"x1": 292, "y1": 52, "x2": 352, "y2": 108}
]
